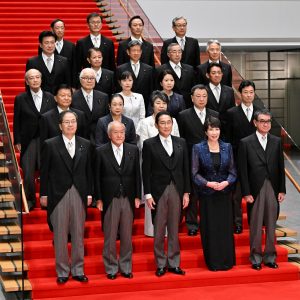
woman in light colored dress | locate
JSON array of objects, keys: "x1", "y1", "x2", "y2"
[
  {"x1": 119, "y1": 71, "x2": 145, "y2": 128},
  {"x1": 136, "y1": 90, "x2": 179, "y2": 237}
]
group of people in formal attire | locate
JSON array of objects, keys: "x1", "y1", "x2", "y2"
[{"x1": 13, "y1": 12, "x2": 286, "y2": 284}]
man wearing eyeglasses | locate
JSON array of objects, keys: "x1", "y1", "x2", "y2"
[
  {"x1": 71, "y1": 68, "x2": 109, "y2": 145},
  {"x1": 76, "y1": 12, "x2": 115, "y2": 74},
  {"x1": 238, "y1": 109, "x2": 286, "y2": 271},
  {"x1": 160, "y1": 16, "x2": 200, "y2": 69},
  {"x1": 156, "y1": 43, "x2": 195, "y2": 108},
  {"x1": 40, "y1": 110, "x2": 93, "y2": 284}
]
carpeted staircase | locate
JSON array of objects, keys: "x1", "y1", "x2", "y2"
[{"x1": 0, "y1": 0, "x2": 300, "y2": 299}]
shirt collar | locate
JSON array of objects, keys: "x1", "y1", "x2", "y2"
[
  {"x1": 209, "y1": 82, "x2": 221, "y2": 90},
  {"x1": 111, "y1": 142, "x2": 123, "y2": 152},
  {"x1": 57, "y1": 106, "x2": 69, "y2": 113},
  {"x1": 175, "y1": 36, "x2": 186, "y2": 43},
  {"x1": 130, "y1": 36, "x2": 143, "y2": 43},
  {"x1": 256, "y1": 131, "x2": 268, "y2": 141},
  {"x1": 194, "y1": 106, "x2": 206, "y2": 115},
  {"x1": 42, "y1": 52, "x2": 54, "y2": 61},
  {"x1": 90, "y1": 33, "x2": 101, "y2": 40},
  {"x1": 159, "y1": 134, "x2": 172, "y2": 143},
  {"x1": 169, "y1": 60, "x2": 181, "y2": 69},
  {"x1": 241, "y1": 102, "x2": 253, "y2": 113},
  {"x1": 62, "y1": 134, "x2": 75, "y2": 145},
  {"x1": 81, "y1": 88, "x2": 93, "y2": 98},
  {"x1": 30, "y1": 89, "x2": 42, "y2": 98},
  {"x1": 130, "y1": 60, "x2": 140, "y2": 66}
]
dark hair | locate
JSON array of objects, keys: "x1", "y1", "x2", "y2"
[
  {"x1": 204, "y1": 116, "x2": 221, "y2": 132},
  {"x1": 191, "y1": 84, "x2": 208, "y2": 96},
  {"x1": 253, "y1": 109, "x2": 272, "y2": 121},
  {"x1": 87, "y1": 47, "x2": 102, "y2": 59},
  {"x1": 155, "y1": 111, "x2": 172, "y2": 125},
  {"x1": 39, "y1": 31, "x2": 56, "y2": 43},
  {"x1": 206, "y1": 62, "x2": 223, "y2": 74},
  {"x1": 50, "y1": 19, "x2": 65, "y2": 29},
  {"x1": 54, "y1": 84, "x2": 72, "y2": 96},
  {"x1": 59, "y1": 110, "x2": 78, "y2": 124},
  {"x1": 238, "y1": 80, "x2": 256, "y2": 93},
  {"x1": 119, "y1": 71, "x2": 133, "y2": 81},
  {"x1": 150, "y1": 90, "x2": 169, "y2": 107},
  {"x1": 128, "y1": 15, "x2": 144, "y2": 27},
  {"x1": 127, "y1": 40, "x2": 142, "y2": 50},
  {"x1": 157, "y1": 69, "x2": 175, "y2": 86},
  {"x1": 109, "y1": 93, "x2": 124, "y2": 105},
  {"x1": 87, "y1": 12, "x2": 101, "y2": 23}
]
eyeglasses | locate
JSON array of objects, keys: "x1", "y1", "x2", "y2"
[
  {"x1": 174, "y1": 23, "x2": 187, "y2": 28},
  {"x1": 62, "y1": 120, "x2": 77, "y2": 125},
  {"x1": 81, "y1": 77, "x2": 95, "y2": 81},
  {"x1": 257, "y1": 119, "x2": 272, "y2": 124},
  {"x1": 169, "y1": 50, "x2": 182, "y2": 54}
]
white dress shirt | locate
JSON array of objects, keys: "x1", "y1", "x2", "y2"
[
  {"x1": 194, "y1": 106, "x2": 206, "y2": 124},
  {"x1": 42, "y1": 53, "x2": 54, "y2": 73},
  {"x1": 209, "y1": 83, "x2": 221, "y2": 103},
  {"x1": 90, "y1": 34, "x2": 101, "y2": 47},
  {"x1": 159, "y1": 134, "x2": 173, "y2": 156},
  {"x1": 30, "y1": 89, "x2": 43, "y2": 112},
  {"x1": 81, "y1": 88, "x2": 93, "y2": 111},
  {"x1": 256, "y1": 131, "x2": 268, "y2": 151},
  {"x1": 62, "y1": 134, "x2": 76, "y2": 158},
  {"x1": 130, "y1": 60, "x2": 140, "y2": 77},
  {"x1": 169, "y1": 61, "x2": 182, "y2": 78},
  {"x1": 56, "y1": 39, "x2": 64, "y2": 53},
  {"x1": 111, "y1": 142, "x2": 123, "y2": 165},
  {"x1": 241, "y1": 103, "x2": 253, "y2": 122},
  {"x1": 176, "y1": 36, "x2": 186, "y2": 50}
]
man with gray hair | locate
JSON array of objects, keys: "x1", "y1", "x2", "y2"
[
  {"x1": 71, "y1": 68, "x2": 109, "y2": 144},
  {"x1": 196, "y1": 39, "x2": 232, "y2": 86},
  {"x1": 14, "y1": 68, "x2": 56, "y2": 211},
  {"x1": 160, "y1": 16, "x2": 200, "y2": 69},
  {"x1": 95, "y1": 121, "x2": 141, "y2": 280}
]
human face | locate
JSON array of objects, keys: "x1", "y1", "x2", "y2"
[
  {"x1": 127, "y1": 45, "x2": 142, "y2": 63},
  {"x1": 167, "y1": 44, "x2": 182, "y2": 64},
  {"x1": 55, "y1": 88, "x2": 72, "y2": 110},
  {"x1": 52, "y1": 21, "x2": 65, "y2": 40},
  {"x1": 120, "y1": 77, "x2": 133, "y2": 92},
  {"x1": 40, "y1": 36, "x2": 56, "y2": 56},
  {"x1": 130, "y1": 18, "x2": 144, "y2": 38},
  {"x1": 207, "y1": 66, "x2": 223, "y2": 86},
  {"x1": 191, "y1": 88, "x2": 208, "y2": 110},
  {"x1": 80, "y1": 70, "x2": 96, "y2": 91},
  {"x1": 88, "y1": 16, "x2": 102, "y2": 35},
  {"x1": 156, "y1": 114, "x2": 173, "y2": 138},
  {"x1": 254, "y1": 114, "x2": 272, "y2": 135},
  {"x1": 172, "y1": 18, "x2": 187, "y2": 38},
  {"x1": 153, "y1": 99, "x2": 167, "y2": 115},
  {"x1": 160, "y1": 74, "x2": 175, "y2": 92},
  {"x1": 26, "y1": 69, "x2": 42, "y2": 92},
  {"x1": 108, "y1": 122, "x2": 125, "y2": 147},
  {"x1": 240, "y1": 86, "x2": 255, "y2": 106},
  {"x1": 59, "y1": 112, "x2": 77, "y2": 137},
  {"x1": 207, "y1": 42, "x2": 221, "y2": 62},
  {"x1": 110, "y1": 96, "x2": 124, "y2": 117},
  {"x1": 206, "y1": 125, "x2": 220, "y2": 142},
  {"x1": 87, "y1": 50, "x2": 103, "y2": 69}
]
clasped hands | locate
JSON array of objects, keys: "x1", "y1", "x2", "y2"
[{"x1": 206, "y1": 181, "x2": 229, "y2": 191}]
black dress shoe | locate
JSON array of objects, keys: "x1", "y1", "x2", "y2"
[
  {"x1": 155, "y1": 268, "x2": 166, "y2": 277},
  {"x1": 251, "y1": 263, "x2": 262, "y2": 270},
  {"x1": 265, "y1": 262, "x2": 278, "y2": 269},
  {"x1": 234, "y1": 226, "x2": 243, "y2": 234},
  {"x1": 107, "y1": 273, "x2": 117, "y2": 280},
  {"x1": 57, "y1": 277, "x2": 68, "y2": 284},
  {"x1": 168, "y1": 267, "x2": 185, "y2": 275},
  {"x1": 72, "y1": 275, "x2": 88, "y2": 282},
  {"x1": 121, "y1": 272, "x2": 133, "y2": 279},
  {"x1": 188, "y1": 229, "x2": 197, "y2": 236}
]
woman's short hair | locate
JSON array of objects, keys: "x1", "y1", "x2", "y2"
[
  {"x1": 150, "y1": 90, "x2": 169, "y2": 107},
  {"x1": 203, "y1": 116, "x2": 221, "y2": 132},
  {"x1": 109, "y1": 93, "x2": 124, "y2": 105}
]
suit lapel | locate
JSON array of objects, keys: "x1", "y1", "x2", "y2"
[
  {"x1": 57, "y1": 136, "x2": 73, "y2": 173},
  {"x1": 250, "y1": 134, "x2": 266, "y2": 163},
  {"x1": 25, "y1": 92, "x2": 40, "y2": 116},
  {"x1": 207, "y1": 86, "x2": 219, "y2": 110},
  {"x1": 40, "y1": 92, "x2": 52, "y2": 113},
  {"x1": 106, "y1": 143, "x2": 122, "y2": 174},
  {"x1": 73, "y1": 136, "x2": 84, "y2": 171}
]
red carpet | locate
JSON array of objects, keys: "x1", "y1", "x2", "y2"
[{"x1": 0, "y1": 0, "x2": 299, "y2": 299}]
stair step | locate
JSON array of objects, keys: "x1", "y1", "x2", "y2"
[
  {"x1": 0, "y1": 209, "x2": 18, "y2": 219},
  {"x1": 276, "y1": 227, "x2": 297, "y2": 237},
  {"x1": 279, "y1": 242, "x2": 300, "y2": 254},
  {"x1": 0, "y1": 180, "x2": 12, "y2": 188},
  {"x1": 0, "y1": 153, "x2": 6, "y2": 160},
  {"x1": 0, "y1": 194, "x2": 15, "y2": 203},
  {"x1": 0, "y1": 242, "x2": 21, "y2": 254},
  {"x1": 0, "y1": 166, "x2": 9, "y2": 173},
  {"x1": 0, "y1": 225, "x2": 21, "y2": 236},
  {"x1": 0, "y1": 276, "x2": 31, "y2": 292},
  {"x1": 0, "y1": 259, "x2": 28, "y2": 272}
]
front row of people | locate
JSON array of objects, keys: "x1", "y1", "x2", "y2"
[{"x1": 39, "y1": 104, "x2": 285, "y2": 283}]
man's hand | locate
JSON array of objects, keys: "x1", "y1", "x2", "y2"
[
  {"x1": 40, "y1": 196, "x2": 48, "y2": 207},
  {"x1": 96, "y1": 200, "x2": 103, "y2": 211},
  {"x1": 182, "y1": 193, "x2": 189, "y2": 209},
  {"x1": 245, "y1": 195, "x2": 254, "y2": 203},
  {"x1": 147, "y1": 198, "x2": 156, "y2": 210},
  {"x1": 278, "y1": 193, "x2": 285, "y2": 203},
  {"x1": 135, "y1": 198, "x2": 140, "y2": 208}
]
